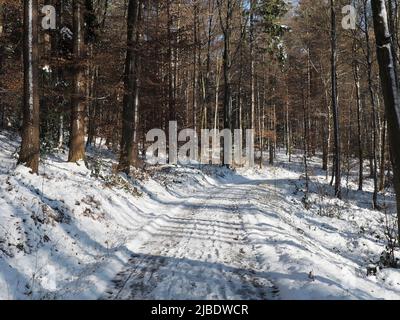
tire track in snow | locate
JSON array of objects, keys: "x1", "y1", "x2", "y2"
[{"x1": 104, "y1": 180, "x2": 279, "y2": 300}]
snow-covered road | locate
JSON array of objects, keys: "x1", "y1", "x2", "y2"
[
  {"x1": 100, "y1": 161, "x2": 400, "y2": 300},
  {"x1": 105, "y1": 179, "x2": 280, "y2": 300}
]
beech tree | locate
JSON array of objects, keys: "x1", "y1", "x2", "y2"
[
  {"x1": 118, "y1": 0, "x2": 141, "y2": 174},
  {"x1": 68, "y1": 0, "x2": 86, "y2": 162},
  {"x1": 363, "y1": 0, "x2": 379, "y2": 208},
  {"x1": 371, "y1": 0, "x2": 400, "y2": 241},
  {"x1": 18, "y1": 0, "x2": 40, "y2": 174},
  {"x1": 330, "y1": 0, "x2": 341, "y2": 199}
]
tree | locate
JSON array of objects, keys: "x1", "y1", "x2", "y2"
[
  {"x1": 217, "y1": 0, "x2": 233, "y2": 135},
  {"x1": 118, "y1": 0, "x2": 141, "y2": 174},
  {"x1": 0, "y1": 1, "x2": 4, "y2": 126},
  {"x1": 85, "y1": 0, "x2": 99, "y2": 148},
  {"x1": 363, "y1": 0, "x2": 379, "y2": 208},
  {"x1": 330, "y1": 0, "x2": 341, "y2": 199},
  {"x1": 0, "y1": 2, "x2": 3, "y2": 37},
  {"x1": 18, "y1": 0, "x2": 40, "y2": 174},
  {"x1": 353, "y1": 59, "x2": 364, "y2": 191},
  {"x1": 68, "y1": 0, "x2": 86, "y2": 162},
  {"x1": 250, "y1": 0, "x2": 255, "y2": 131},
  {"x1": 371, "y1": 0, "x2": 400, "y2": 242}
]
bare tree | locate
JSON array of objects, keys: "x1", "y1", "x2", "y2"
[
  {"x1": 217, "y1": 0, "x2": 233, "y2": 133},
  {"x1": 250, "y1": 0, "x2": 255, "y2": 131},
  {"x1": 68, "y1": 0, "x2": 86, "y2": 162},
  {"x1": 330, "y1": 0, "x2": 341, "y2": 198},
  {"x1": 371, "y1": 0, "x2": 400, "y2": 242},
  {"x1": 363, "y1": 0, "x2": 379, "y2": 208},
  {"x1": 353, "y1": 60, "x2": 364, "y2": 191},
  {"x1": 18, "y1": 0, "x2": 40, "y2": 174},
  {"x1": 118, "y1": 0, "x2": 141, "y2": 174}
]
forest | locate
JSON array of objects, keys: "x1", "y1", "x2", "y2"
[{"x1": 0, "y1": 0, "x2": 400, "y2": 301}]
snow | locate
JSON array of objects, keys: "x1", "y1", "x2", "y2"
[
  {"x1": 0, "y1": 130, "x2": 399, "y2": 300},
  {"x1": 42, "y1": 65, "x2": 52, "y2": 73}
]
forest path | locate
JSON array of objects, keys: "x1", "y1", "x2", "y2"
[{"x1": 103, "y1": 177, "x2": 280, "y2": 300}]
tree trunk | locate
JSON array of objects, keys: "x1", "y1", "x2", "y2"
[
  {"x1": 86, "y1": 60, "x2": 97, "y2": 148},
  {"x1": 53, "y1": 0, "x2": 65, "y2": 149},
  {"x1": 387, "y1": 0, "x2": 400, "y2": 87},
  {"x1": 250, "y1": 0, "x2": 255, "y2": 131},
  {"x1": 0, "y1": 3, "x2": 3, "y2": 37},
  {"x1": 68, "y1": 0, "x2": 86, "y2": 162},
  {"x1": 330, "y1": 0, "x2": 341, "y2": 198},
  {"x1": 364, "y1": 0, "x2": 380, "y2": 209},
  {"x1": 118, "y1": 0, "x2": 140, "y2": 173},
  {"x1": 302, "y1": 85, "x2": 309, "y2": 196},
  {"x1": 218, "y1": 0, "x2": 232, "y2": 133},
  {"x1": 19, "y1": 0, "x2": 40, "y2": 174},
  {"x1": 371, "y1": 0, "x2": 400, "y2": 243},
  {"x1": 204, "y1": 0, "x2": 214, "y2": 130},
  {"x1": 323, "y1": 82, "x2": 331, "y2": 175},
  {"x1": 0, "y1": 2, "x2": 5, "y2": 128},
  {"x1": 214, "y1": 57, "x2": 221, "y2": 131},
  {"x1": 192, "y1": 2, "x2": 198, "y2": 132},
  {"x1": 379, "y1": 115, "x2": 387, "y2": 191},
  {"x1": 331, "y1": 0, "x2": 342, "y2": 199},
  {"x1": 354, "y1": 62, "x2": 364, "y2": 190},
  {"x1": 269, "y1": 87, "x2": 276, "y2": 165},
  {"x1": 285, "y1": 81, "x2": 292, "y2": 162},
  {"x1": 217, "y1": 0, "x2": 233, "y2": 166},
  {"x1": 85, "y1": 0, "x2": 97, "y2": 148},
  {"x1": 167, "y1": 1, "x2": 175, "y2": 125}
]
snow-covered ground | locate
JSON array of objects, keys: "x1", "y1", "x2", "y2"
[{"x1": 0, "y1": 130, "x2": 399, "y2": 300}]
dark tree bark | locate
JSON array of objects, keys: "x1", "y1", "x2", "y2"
[
  {"x1": 202, "y1": 0, "x2": 215, "y2": 130},
  {"x1": 387, "y1": 0, "x2": 400, "y2": 87},
  {"x1": 192, "y1": 2, "x2": 198, "y2": 132},
  {"x1": 118, "y1": 0, "x2": 141, "y2": 174},
  {"x1": 167, "y1": 0, "x2": 175, "y2": 125},
  {"x1": 0, "y1": 3, "x2": 3, "y2": 45},
  {"x1": 0, "y1": 3, "x2": 3, "y2": 37},
  {"x1": 49, "y1": 0, "x2": 65, "y2": 149},
  {"x1": 0, "y1": 2, "x2": 5, "y2": 128},
  {"x1": 101, "y1": 0, "x2": 109, "y2": 29},
  {"x1": 217, "y1": 0, "x2": 233, "y2": 166},
  {"x1": 322, "y1": 77, "x2": 330, "y2": 172},
  {"x1": 364, "y1": 0, "x2": 379, "y2": 209},
  {"x1": 354, "y1": 61, "x2": 364, "y2": 191},
  {"x1": 85, "y1": 0, "x2": 98, "y2": 148},
  {"x1": 68, "y1": 0, "x2": 86, "y2": 162},
  {"x1": 379, "y1": 115, "x2": 387, "y2": 191},
  {"x1": 285, "y1": 81, "x2": 292, "y2": 162},
  {"x1": 19, "y1": 0, "x2": 40, "y2": 174},
  {"x1": 330, "y1": 0, "x2": 341, "y2": 198},
  {"x1": 250, "y1": 0, "x2": 255, "y2": 131},
  {"x1": 371, "y1": 0, "x2": 400, "y2": 243},
  {"x1": 302, "y1": 83, "x2": 309, "y2": 198},
  {"x1": 217, "y1": 0, "x2": 233, "y2": 133}
]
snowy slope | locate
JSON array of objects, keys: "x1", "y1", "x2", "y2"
[{"x1": 0, "y1": 130, "x2": 399, "y2": 300}]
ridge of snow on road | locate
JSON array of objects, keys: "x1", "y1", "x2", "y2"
[
  {"x1": 0, "y1": 130, "x2": 399, "y2": 299},
  {"x1": 105, "y1": 180, "x2": 278, "y2": 300}
]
